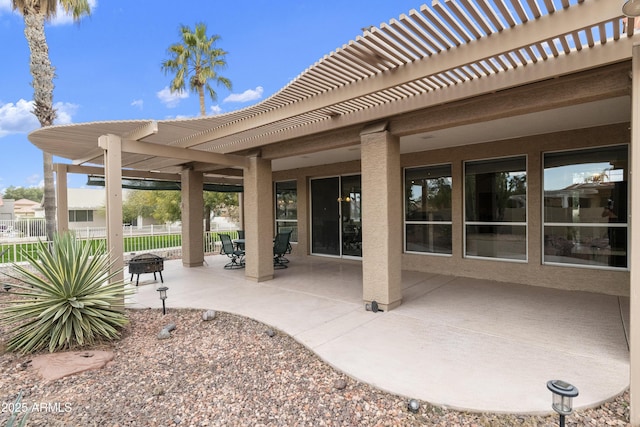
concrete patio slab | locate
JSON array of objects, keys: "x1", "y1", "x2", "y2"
[{"x1": 126, "y1": 254, "x2": 629, "y2": 414}]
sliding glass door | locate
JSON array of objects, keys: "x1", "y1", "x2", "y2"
[{"x1": 310, "y1": 175, "x2": 362, "y2": 258}]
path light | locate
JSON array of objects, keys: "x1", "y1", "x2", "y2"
[
  {"x1": 547, "y1": 380, "x2": 579, "y2": 427},
  {"x1": 407, "y1": 399, "x2": 420, "y2": 413},
  {"x1": 623, "y1": 0, "x2": 640, "y2": 17},
  {"x1": 365, "y1": 300, "x2": 384, "y2": 313},
  {"x1": 157, "y1": 286, "x2": 169, "y2": 315}
]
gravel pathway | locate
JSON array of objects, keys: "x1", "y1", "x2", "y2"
[{"x1": 0, "y1": 298, "x2": 631, "y2": 426}]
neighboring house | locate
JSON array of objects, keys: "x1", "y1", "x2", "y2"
[
  {"x1": 65, "y1": 188, "x2": 106, "y2": 229},
  {"x1": 13, "y1": 198, "x2": 41, "y2": 219},
  {"x1": 0, "y1": 196, "x2": 14, "y2": 221}
]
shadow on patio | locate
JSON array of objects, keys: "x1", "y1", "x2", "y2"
[{"x1": 126, "y1": 253, "x2": 629, "y2": 414}]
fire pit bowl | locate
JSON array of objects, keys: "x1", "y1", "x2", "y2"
[{"x1": 128, "y1": 253, "x2": 164, "y2": 286}]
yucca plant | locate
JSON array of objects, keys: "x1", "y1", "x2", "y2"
[
  {"x1": 0, "y1": 232, "x2": 130, "y2": 354},
  {"x1": 4, "y1": 392, "x2": 29, "y2": 427}
]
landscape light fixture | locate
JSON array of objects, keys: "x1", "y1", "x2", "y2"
[
  {"x1": 365, "y1": 300, "x2": 384, "y2": 313},
  {"x1": 546, "y1": 380, "x2": 579, "y2": 427},
  {"x1": 624, "y1": 0, "x2": 640, "y2": 17},
  {"x1": 157, "y1": 286, "x2": 169, "y2": 315},
  {"x1": 407, "y1": 399, "x2": 420, "y2": 413}
]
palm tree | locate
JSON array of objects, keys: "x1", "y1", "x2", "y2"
[
  {"x1": 12, "y1": 0, "x2": 91, "y2": 241},
  {"x1": 161, "y1": 23, "x2": 232, "y2": 117}
]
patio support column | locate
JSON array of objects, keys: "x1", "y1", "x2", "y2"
[
  {"x1": 360, "y1": 125, "x2": 402, "y2": 311},
  {"x1": 630, "y1": 43, "x2": 640, "y2": 427},
  {"x1": 98, "y1": 134, "x2": 125, "y2": 290},
  {"x1": 181, "y1": 167, "x2": 204, "y2": 267},
  {"x1": 54, "y1": 163, "x2": 69, "y2": 234},
  {"x1": 244, "y1": 155, "x2": 274, "y2": 282}
]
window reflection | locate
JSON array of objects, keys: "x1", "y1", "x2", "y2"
[
  {"x1": 543, "y1": 146, "x2": 628, "y2": 268},
  {"x1": 275, "y1": 181, "x2": 297, "y2": 242},
  {"x1": 464, "y1": 157, "x2": 527, "y2": 260},
  {"x1": 404, "y1": 164, "x2": 452, "y2": 254}
]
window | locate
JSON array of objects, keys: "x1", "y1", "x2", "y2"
[
  {"x1": 404, "y1": 164, "x2": 452, "y2": 254},
  {"x1": 464, "y1": 156, "x2": 527, "y2": 260},
  {"x1": 275, "y1": 181, "x2": 297, "y2": 242},
  {"x1": 68, "y1": 210, "x2": 94, "y2": 222},
  {"x1": 543, "y1": 145, "x2": 628, "y2": 268}
]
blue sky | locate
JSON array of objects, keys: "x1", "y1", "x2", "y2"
[{"x1": 0, "y1": 0, "x2": 422, "y2": 191}]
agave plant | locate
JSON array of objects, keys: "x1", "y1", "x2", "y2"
[{"x1": 0, "y1": 233, "x2": 130, "y2": 354}]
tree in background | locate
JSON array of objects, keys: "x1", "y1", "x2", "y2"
[
  {"x1": 204, "y1": 191, "x2": 238, "y2": 230},
  {"x1": 161, "y1": 23, "x2": 232, "y2": 116},
  {"x1": 2, "y1": 186, "x2": 44, "y2": 203},
  {"x1": 122, "y1": 191, "x2": 156, "y2": 225},
  {"x1": 122, "y1": 190, "x2": 182, "y2": 225},
  {"x1": 122, "y1": 190, "x2": 239, "y2": 228},
  {"x1": 11, "y1": 0, "x2": 91, "y2": 241}
]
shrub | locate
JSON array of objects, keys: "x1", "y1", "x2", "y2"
[{"x1": 0, "y1": 233, "x2": 130, "y2": 354}]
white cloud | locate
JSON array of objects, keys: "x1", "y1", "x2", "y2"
[
  {"x1": 25, "y1": 174, "x2": 41, "y2": 186},
  {"x1": 131, "y1": 99, "x2": 144, "y2": 110},
  {"x1": 0, "y1": 99, "x2": 38, "y2": 137},
  {"x1": 223, "y1": 86, "x2": 264, "y2": 103},
  {"x1": 0, "y1": 99, "x2": 78, "y2": 138},
  {"x1": 210, "y1": 105, "x2": 222, "y2": 115},
  {"x1": 0, "y1": 0, "x2": 11, "y2": 13},
  {"x1": 157, "y1": 86, "x2": 188, "y2": 108},
  {"x1": 54, "y1": 102, "x2": 78, "y2": 125}
]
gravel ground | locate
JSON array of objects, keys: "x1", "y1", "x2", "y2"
[{"x1": 0, "y1": 290, "x2": 631, "y2": 426}]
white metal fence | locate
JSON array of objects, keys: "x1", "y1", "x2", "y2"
[{"x1": 0, "y1": 222, "x2": 240, "y2": 265}]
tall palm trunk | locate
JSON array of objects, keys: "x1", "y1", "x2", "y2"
[
  {"x1": 23, "y1": 10, "x2": 57, "y2": 241},
  {"x1": 197, "y1": 85, "x2": 206, "y2": 116}
]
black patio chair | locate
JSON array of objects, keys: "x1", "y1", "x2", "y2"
[
  {"x1": 236, "y1": 230, "x2": 245, "y2": 250},
  {"x1": 220, "y1": 234, "x2": 245, "y2": 269},
  {"x1": 273, "y1": 231, "x2": 291, "y2": 269}
]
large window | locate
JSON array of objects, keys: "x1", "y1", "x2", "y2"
[
  {"x1": 543, "y1": 145, "x2": 628, "y2": 268},
  {"x1": 404, "y1": 164, "x2": 452, "y2": 254},
  {"x1": 275, "y1": 181, "x2": 297, "y2": 242},
  {"x1": 68, "y1": 210, "x2": 94, "y2": 222},
  {"x1": 465, "y1": 156, "x2": 527, "y2": 260}
]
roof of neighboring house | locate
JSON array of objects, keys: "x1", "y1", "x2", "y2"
[
  {"x1": 13, "y1": 198, "x2": 41, "y2": 215},
  {"x1": 66, "y1": 188, "x2": 106, "y2": 210}
]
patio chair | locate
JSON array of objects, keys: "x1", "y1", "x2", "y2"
[
  {"x1": 273, "y1": 231, "x2": 291, "y2": 269},
  {"x1": 236, "y1": 230, "x2": 245, "y2": 250},
  {"x1": 219, "y1": 234, "x2": 245, "y2": 269}
]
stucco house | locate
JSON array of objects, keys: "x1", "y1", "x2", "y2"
[{"x1": 25, "y1": 1, "x2": 640, "y2": 422}]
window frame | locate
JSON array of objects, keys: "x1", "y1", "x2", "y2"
[
  {"x1": 463, "y1": 155, "x2": 528, "y2": 262},
  {"x1": 542, "y1": 144, "x2": 628, "y2": 270},
  {"x1": 274, "y1": 180, "x2": 298, "y2": 243},
  {"x1": 403, "y1": 163, "x2": 453, "y2": 256}
]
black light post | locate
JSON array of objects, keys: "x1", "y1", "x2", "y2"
[
  {"x1": 157, "y1": 286, "x2": 168, "y2": 315},
  {"x1": 547, "y1": 380, "x2": 578, "y2": 427}
]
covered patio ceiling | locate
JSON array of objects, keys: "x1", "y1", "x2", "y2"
[{"x1": 28, "y1": 0, "x2": 637, "y2": 181}]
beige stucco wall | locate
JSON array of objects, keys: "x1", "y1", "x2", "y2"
[{"x1": 273, "y1": 123, "x2": 630, "y2": 296}]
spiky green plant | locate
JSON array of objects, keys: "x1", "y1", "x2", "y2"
[
  {"x1": 0, "y1": 233, "x2": 130, "y2": 354},
  {"x1": 4, "y1": 392, "x2": 29, "y2": 427}
]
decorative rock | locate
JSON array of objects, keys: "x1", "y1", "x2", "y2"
[
  {"x1": 152, "y1": 386, "x2": 165, "y2": 396},
  {"x1": 266, "y1": 329, "x2": 275, "y2": 337},
  {"x1": 164, "y1": 323, "x2": 177, "y2": 332},
  {"x1": 157, "y1": 329, "x2": 171, "y2": 340},
  {"x1": 334, "y1": 379, "x2": 347, "y2": 390},
  {"x1": 202, "y1": 310, "x2": 217, "y2": 321}
]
